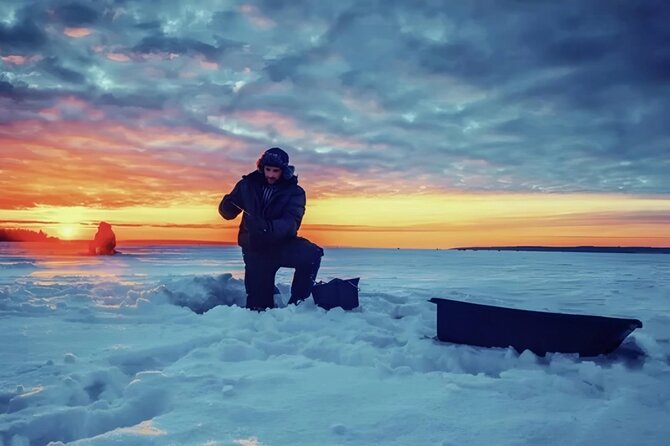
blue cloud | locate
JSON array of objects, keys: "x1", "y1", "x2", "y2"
[
  {"x1": 54, "y1": 2, "x2": 100, "y2": 26},
  {"x1": 39, "y1": 57, "x2": 86, "y2": 83},
  {"x1": 132, "y1": 35, "x2": 228, "y2": 61},
  {"x1": 0, "y1": 18, "x2": 47, "y2": 51},
  {"x1": 1, "y1": 0, "x2": 669, "y2": 196}
]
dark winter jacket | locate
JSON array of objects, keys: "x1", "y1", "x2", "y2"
[{"x1": 219, "y1": 170, "x2": 306, "y2": 251}]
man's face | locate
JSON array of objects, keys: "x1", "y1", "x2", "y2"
[{"x1": 264, "y1": 165, "x2": 282, "y2": 184}]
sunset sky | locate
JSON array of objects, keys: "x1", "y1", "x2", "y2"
[{"x1": 1, "y1": 0, "x2": 669, "y2": 248}]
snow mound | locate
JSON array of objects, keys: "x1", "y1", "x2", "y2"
[
  {"x1": 2, "y1": 367, "x2": 170, "y2": 446},
  {"x1": 157, "y1": 273, "x2": 246, "y2": 313}
]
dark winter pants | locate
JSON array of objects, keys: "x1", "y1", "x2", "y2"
[{"x1": 242, "y1": 237, "x2": 323, "y2": 311}]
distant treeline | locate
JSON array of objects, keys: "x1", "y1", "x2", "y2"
[
  {"x1": 0, "y1": 229, "x2": 59, "y2": 242},
  {"x1": 455, "y1": 246, "x2": 670, "y2": 254}
]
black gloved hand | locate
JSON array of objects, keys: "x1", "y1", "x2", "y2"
[
  {"x1": 246, "y1": 215, "x2": 273, "y2": 250},
  {"x1": 245, "y1": 215, "x2": 269, "y2": 236}
]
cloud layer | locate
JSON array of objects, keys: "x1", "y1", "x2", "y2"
[{"x1": 2, "y1": 0, "x2": 670, "y2": 211}]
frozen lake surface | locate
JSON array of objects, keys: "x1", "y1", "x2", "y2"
[{"x1": 1, "y1": 242, "x2": 669, "y2": 445}]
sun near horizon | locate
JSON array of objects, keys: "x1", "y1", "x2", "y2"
[{"x1": 56, "y1": 224, "x2": 80, "y2": 240}]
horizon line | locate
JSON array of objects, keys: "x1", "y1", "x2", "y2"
[{"x1": 4, "y1": 238, "x2": 669, "y2": 251}]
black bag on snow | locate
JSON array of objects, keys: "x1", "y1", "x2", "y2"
[{"x1": 312, "y1": 277, "x2": 360, "y2": 310}]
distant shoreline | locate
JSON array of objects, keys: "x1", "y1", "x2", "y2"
[
  {"x1": 0, "y1": 239, "x2": 236, "y2": 245},
  {"x1": 454, "y1": 246, "x2": 670, "y2": 254},
  {"x1": 119, "y1": 239, "x2": 237, "y2": 246},
  {"x1": 2, "y1": 240, "x2": 668, "y2": 253}
]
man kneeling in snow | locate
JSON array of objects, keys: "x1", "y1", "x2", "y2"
[{"x1": 218, "y1": 147, "x2": 323, "y2": 311}]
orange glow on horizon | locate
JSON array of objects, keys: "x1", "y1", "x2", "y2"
[
  {"x1": 2, "y1": 192, "x2": 669, "y2": 249},
  {"x1": 2, "y1": 117, "x2": 668, "y2": 249}
]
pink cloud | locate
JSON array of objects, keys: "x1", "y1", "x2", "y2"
[
  {"x1": 239, "y1": 4, "x2": 275, "y2": 28},
  {"x1": 199, "y1": 59, "x2": 219, "y2": 70},
  {"x1": 107, "y1": 53, "x2": 131, "y2": 62},
  {"x1": 1, "y1": 55, "x2": 28, "y2": 65},
  {"x1": 1, "y1": 55, "x2": 42, "y2": 65},
  {"x1": 38, "y1": 96, "x2": 106, "y2": 121},
  {"x1": 64, "y1": 27, "x2": 92, "y2": 38}
]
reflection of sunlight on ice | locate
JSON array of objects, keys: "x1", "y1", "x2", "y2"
[
  {"x1": 117, "y1": 420, "x2": 165, "y2": 436},
  {"x1": 40, "y1": 259, "x2": 101, "y2": 267},
  {"x1": 233, "y1": 438, "x2": 262, "y2": 446},
  {"x1": 29, "y1": 270, "x2": 142, "y2": 287},
  {"x1": 30, "y1": 269, "x2": 120, "y2": 279},
  {"x1": 27, "y1": 253, "x2": 129, "y2": 283}
]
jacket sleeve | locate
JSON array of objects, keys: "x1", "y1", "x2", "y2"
[
  {"x1": 218, "y1": 180, "x2": 243, "y2": 220},
  {"x1": 267, "y1": 187, "x2": 305, "y2": 241}
]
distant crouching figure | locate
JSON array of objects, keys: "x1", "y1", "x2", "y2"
[{"x1": 89, "y1": 221, "x2": 117, "y2": 255}]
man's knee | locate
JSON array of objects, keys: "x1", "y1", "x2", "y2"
[
  {"x1": 298, "y1": 238, "x2": 323, "y2": 258},
  {"x1": 297, "y1": 241, "x2": 323, "y2": 269}
]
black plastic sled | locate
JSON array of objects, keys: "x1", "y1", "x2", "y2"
[
  {"x1": 312, "y1": 278, "x2": 360, "y2": 310},
  {"x1": 429, "y1": 297, "x2": 642, "y2": 357}
]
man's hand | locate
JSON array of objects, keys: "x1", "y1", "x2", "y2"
[
  {"x1": 246, "y1": 215, "x2": 273, "y2": 249},
  {"x1": 245, "y1": 215, "x2": 269, "y2": 235}
]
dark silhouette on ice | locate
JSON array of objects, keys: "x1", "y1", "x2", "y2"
[
  {"x1": 312, "y1": 277, "x2": 360, "y2": 310},
  {"x1": 88, "y1": 222, "x2": 117, "y2": 255},
  {"x1": 430, "y1": 297, "x2": 642, "y2": 357}
]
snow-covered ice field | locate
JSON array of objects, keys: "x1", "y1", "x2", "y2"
[{"x1": 1, "y1": 242, "x2": 669, "y2": 446}]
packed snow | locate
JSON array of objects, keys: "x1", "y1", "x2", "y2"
[{"x1": 1, "y1": 243, "x2": 669, "y2": 446}]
